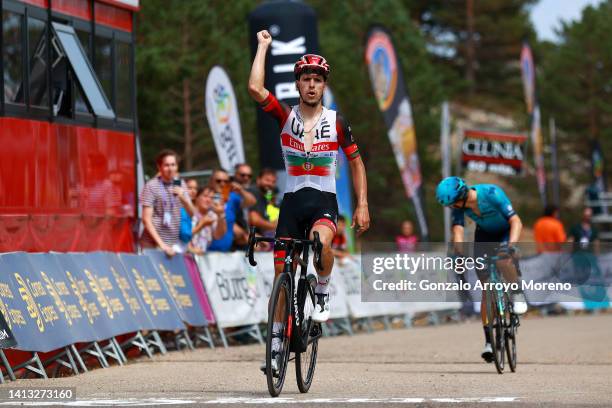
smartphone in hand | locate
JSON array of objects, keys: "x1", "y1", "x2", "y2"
[{"x1": 172, "y1": 178, "x2": 181, "y2": 195}]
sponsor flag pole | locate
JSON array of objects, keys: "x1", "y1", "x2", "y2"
[
  {"x1": 531, "y1": 105, "x2": 547, "y2": 206},
  {"x1": 204, "y1": 66, "x2": 245, "y2": 172},
  {"x1": 549, "y1": 117, "x2": 560, "y2": 208},
  {"x1": 441, "y1": 102, "x2": 451, "y2": 244},
  {"x1": 365, "y1": 25, "x2": 429, "y2": 240}
]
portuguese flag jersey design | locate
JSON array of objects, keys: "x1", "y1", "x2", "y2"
[{"x1": 260, "y1": 93, "x2": 360, "y2": 194}]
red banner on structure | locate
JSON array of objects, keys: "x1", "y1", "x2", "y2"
[{"x1": 462, "y1": 129, "x2": 527, "y2": 176}]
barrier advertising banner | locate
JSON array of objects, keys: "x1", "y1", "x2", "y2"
[
  {"x1": 183, "y1": 255, "x2": 216, "y2": 324},
  {"x1": 0, "y1": 254, "x2": 57, "y2": 351},
  {"x1": 81, "y1": 252, "x2": 152, "y2": 335},
  {"x1": 195, "y1": 252, "x2": 264, "y2": 328},
  {"x1": 248, "y1": 1, "x2": 320, "y2": 172},
  {"x1": 54, "y1": 253, "x2": 122, "y2": 341},
  {"x1": 365, "y1": 26, "x2": 428, "y2": 239},
  {"x1": 118, "y1": 254, "x2": 185, "y2": 331},
  {"x1": 144, "y1": 250, "x2": 208, "y2": 327},
  {"x1": 205, "y1": 66, "x2": 245, "y2": 171},
  {"x1": 462, "y1": 129, "x2": 527, "y2": 176}
]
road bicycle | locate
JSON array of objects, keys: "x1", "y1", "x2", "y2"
[
  {"x1": 246, "y1": 227, "x2": 324, "y2": 397},
  {"x1": 483, "y1": 249, "x2": 520, "y2": 374}
]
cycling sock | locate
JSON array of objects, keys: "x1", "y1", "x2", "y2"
[
  {"x1": 483, "y1": 326, "x2": 491, "y2": 344},
  {"x1": 272, "y1": 322, "x2": 283, "y2": 352},
  {"x1": 315, "y1": 274, "x2": 331, "y2": 295}
]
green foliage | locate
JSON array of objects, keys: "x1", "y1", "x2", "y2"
[
  {"x1": 135, "y1": 0, "x2": 610, "y2": 241},
  {"x1": 136, "y1": 0, "x2": 257, "y2": 174},
  {"x1": 406, "y1": 0, "x2": 537, "y2": 111},
  {"x1": 539, "y1": 1, "x2": 612, "y2": 170}
]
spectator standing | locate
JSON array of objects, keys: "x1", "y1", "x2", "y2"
[
  {"x1": 568, "y1": 207, "x2": 600, "y2": 252},
  {"x1": 568, "y1": 207, "x2": 604, "y2": 294},
  {"x1": 331, "y1": 215, "x2": 350, "y2": 262},
  {"x1": 248, "y1": 168, "x2": 279, "y2": 236},
  {"x1": 140, "y1": 149, "x2": 195, "y2": 256},
  {"x1": 233, "y1": 163, "x2": 254, "y2": 247},
  {"x1": 396, "y1": 220, "x2": 418, "y2": 252},
  {"x1": 208, "y1": 169, "x2": 256, "y2": 252},
  {"x1": 188, "y1": 187, "x2": 227, "y2": 255},
  {"x1": 185, "y1": 178, "x2": 199, "y2": 203},
  {"x1": 234, "y1": 163, "x2": 254, "y2": 189},
  {"x1": 533, "y1": 205, "x2": 566, "y2": 253}
]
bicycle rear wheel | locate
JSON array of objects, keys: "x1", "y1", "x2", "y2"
[
  {"x1": 486, "y1": 289, "x2": 505, "y2": 374},
  {"x1": 266, "y1": 273, "x2": 292, "y2": 397},
  {"x1": 504, "y1": 293, "x2": 517, "y2": 372},
  {"x1": 295, "y1": 274, "x2": 319, "y2": 393}
]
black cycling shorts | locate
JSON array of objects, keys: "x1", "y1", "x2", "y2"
[
  {"x1": 473, "y1": 226, "x2": 511, "y2": 281},
  {"x1": 275, "y1": 187, "x2": 338, "y2": 240}
]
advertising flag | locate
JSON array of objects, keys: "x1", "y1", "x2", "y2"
[
  {"x1": 365, "y1": 26, "x2": 428, "y2": 239},
  {"x1": 590, "y1": 139, "x2": 608, "y2": 215},
  {"x1": 205, "y1": 66, "x2": 245, "y2": 171},
  {"x1": 324, "y1": 87, "x2": 354, "y2": 251},
  {"x1": 531, "y1": 105, "x2": 547, "y2": 205},
  {"x1": 520, "y1": 43, "x2": 536, "y2": 114}
]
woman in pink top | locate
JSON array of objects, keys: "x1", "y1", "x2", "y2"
[{"x1": 396, "y1": 220, "x2": 419, "y2": 252}]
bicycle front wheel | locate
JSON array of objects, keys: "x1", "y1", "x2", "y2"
[
  {"x1": 504, "y1": 293, "x2": 517, "y2": 372},
  {"x1": 266, "y1": 273, "x2": 292, "y2": 397},
  {"x1": 295, "y1": 274, "x2": 319, "y2": 393}
]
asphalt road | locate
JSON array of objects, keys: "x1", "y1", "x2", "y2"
[{"x1": 0, "y1": 313, "x2": 610, "y2": 407}]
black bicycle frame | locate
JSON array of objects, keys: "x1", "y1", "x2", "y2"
[{"x1": 246, "y1": 227, "x2": 323, "y2": 347}]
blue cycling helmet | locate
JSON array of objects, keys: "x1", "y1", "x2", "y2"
[{"x1": 436, "y1": 177, "x2": 469, "y2": 206}]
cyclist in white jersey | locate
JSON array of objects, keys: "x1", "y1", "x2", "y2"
[{"x1": 248, "y1": 30, "x2": 370, "y2": 331}]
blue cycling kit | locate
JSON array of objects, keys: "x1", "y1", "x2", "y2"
[{"x1": 451, "y1": 184, "x2": 516, "y2": 242}]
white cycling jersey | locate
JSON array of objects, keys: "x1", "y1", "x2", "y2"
[{"x1": 260, "y1": 93, "x2": 360, "y2": 194}]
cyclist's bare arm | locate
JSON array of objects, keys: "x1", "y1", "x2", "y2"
[
  {"x1": 507, "y1": 215, "x2": 522, "y2": 246},
  {"x1": 452, "y1": 224, "x2": 464, "y2": 255},
  {"x1": 349, "y1": 157, "x2": 370, "y2": 235},
  {"x1": 248, "y1": 30, "x2": 272, "y2": 103}
]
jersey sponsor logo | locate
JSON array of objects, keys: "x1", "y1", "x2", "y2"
[
  {"x1": 281, "y1": 134, "x2": 338, "y2": 152},
  {"x1": 286, "y1": 155, "x2": 334, "y2": 176}
]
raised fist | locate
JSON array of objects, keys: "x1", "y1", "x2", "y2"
[{"x1": 257, "y1": 30, "x2": 272, "y2": 46}]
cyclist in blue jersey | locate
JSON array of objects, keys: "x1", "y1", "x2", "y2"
[{"x1": 436, "y1": 177, "x2": 528, "y2": 363}]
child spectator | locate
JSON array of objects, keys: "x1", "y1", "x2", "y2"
[{"x1": 396, "y1": 220, "x2": 418, "y2": 252}]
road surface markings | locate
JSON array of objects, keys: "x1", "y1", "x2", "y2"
[{"x1": 0, "y1": 396, "x2": 519, "y2": 405}]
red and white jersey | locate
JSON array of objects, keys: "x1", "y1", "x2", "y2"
[{"x1": 260, "y1": 93, "x2": 360, "y2": 194}]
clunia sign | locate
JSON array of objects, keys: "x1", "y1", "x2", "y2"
[{"x1": 462, "y1": 130, "x2": 527, "y2": 176}]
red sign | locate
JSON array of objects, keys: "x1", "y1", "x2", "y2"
[{"x1": 462, "y1": 130, "x2": 527, "y2": 176}]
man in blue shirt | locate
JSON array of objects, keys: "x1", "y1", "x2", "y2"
[
  {"x1": 436, "y1": 177, "x2": 527, "y2": 363},
  {"x1": 207, "y1": 169, "x2": 256, "y2": 252}
]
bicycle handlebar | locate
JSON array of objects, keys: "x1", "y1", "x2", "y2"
[{"x1": 246, "y1": 227, "x2": 323, "y2": 270}]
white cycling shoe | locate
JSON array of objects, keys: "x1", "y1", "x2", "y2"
[
  {"x1": 312, "y1": 293, "x2": 330, "y2": 322},
  {"x1": 481, "y1": 343, "x2": 493, "y2": 363},
  {"x1": 512, "y1": 292, "x2": 528, "y2": 315},
  {"x1": 260, "y1": 351, "x2": 280, "y2": 376}
]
